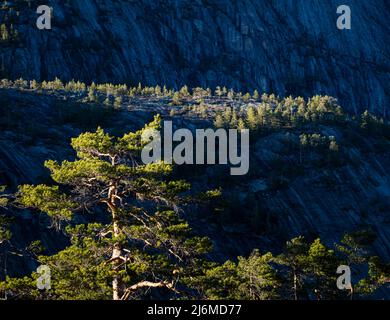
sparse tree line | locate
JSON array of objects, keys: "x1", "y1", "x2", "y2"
[
  {"x1": 215, "y1": 95, "x2": 344, "y2": 129},
  {"x1": 215, "y1": 95, "x2": 389, "y2": 134},
  {"x1": 188, "y1": 234, "x2": 390, "y2": 300},
  {"x1": 298, "y1": 133, "x2": 340, "y2": 165},
  {"x1": 0, "y1": 78, "x2": 255, "y2": 106},
  {"x1": 0, "y1": 0, "x2": 30, "y2": 43},
  {"x1": 1, "y1": 78, "x2": 389, "y2": 134},
  {"x1": 212, "y1": 95, "x2": 389, "y2": 172},
  {"x1": 0, "y1": 117, "x2": 389, "y2": 300},
  {"x1": 0, "y1": 23, "x2": 18, "y2": 42}
]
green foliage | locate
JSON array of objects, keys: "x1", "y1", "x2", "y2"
[
  {"x1": 214, "y1": 114, "x2": 225, "y2": 128},
  {"x1": 179, "y1": 85, "x2": 190, "y2": 97},
  {"x1": 88, "y1": 87, "x2": 98, "y2": 103},
  {"x1": 237, "y1": 118, "x2": 246, "y2": 131},
  {"x1": 2, "y1": 77, "x2": 387, "y2": 140},
  {"x1": 276, "y1": 237, "x2": 341, "y2": 300},
  {"x1": 357, "y1": 256, "x2": 390, "y2": 295},
  {"x1": 242, "y1": 93, "x2": 251, "y2": 102},
  {"x1": 171, "y1": 92, "x2": 182, "y2": 106},
  {"x1": 0, "y1": 23, "x2": 9, "y2": 41},
  {"x1": 0, "y1": 186, "x2": 11, "y2": 244},
  {"x1": 10, "y1": 116, "x2": 212, "y2": 300},
  {"x1": 214, "y1": 95, "x2": 349, "y2": 131},
  {"x1": 360, "y1": 110, "x2": 390, "y2": 137},
  {"x1": 190, "y1": 260, "x2": 241, "y2": 299},
  {"x1": 114, "y1": 96, "x2": 122, "y2": 109},
  {"x1": 215, "y1": 86, "x2": 223, "y2": 97},
  {"x1": 246, "y1": 105, "x2": 258, "y2": 129},
  {"x1": 0, "y1": 22, "x2": 18, "y2": 43},
  {"x1": 305, "y1": 239, "x2": 339, "y2": 299},
  {"x1": 17, "y1": 185, "x2": 76, "y2": 224},
  {"x1": 1, "y1": 77, "x2": 389, "y2": 300},
  {"x1": 194, "y1": 237, "x2": 345, "y2": 300},
  {"x1": 275, "y1": 236, "x2": 309, "y2": 299},
  {"x1": 236, "y1": 251, "x2": 281, "y2": 300},
  {"x1": 335, "y1": 231, "x2": 376, "y2": 265},
  {"x1": 103, "y1": 96, "x2": 112, "y2": 106},
  {"x1": 38, "y1": 224, "x2": 113, "y2": 300},
  {"x1": 27, "y1": 240, "x2": 46, "y2": 257},
  {"x1": 0, "y1": 215, "x2": 12, "y2": 244},
  {"x1": 0, "y1": 276, "x2": 41, "y2": 300},
  {"x1": 0, "y1": 185, "x2": 8, "y2": 207},
  {"x1": 300, "y1": 133, "x2": 338, "y2": 151},
  {"x1": 299, "y1": 133, "x2": 340, "y2": 165}
]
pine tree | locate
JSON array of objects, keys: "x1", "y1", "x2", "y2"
[
  {"x1": 0, "y1": 186, "x2": 12, "y2": 294},
  {"x1": 103, "y1": 95, "x2": 112, "y2": 106},
  {"x1": 0, "y1": 24, "x2": 9, "y2": 41},
  {"x1": 137, "y1": 82, "x2": 142, "y2": 94},
  {"x1": 179, "y1": 85, "x2": 190, "y2": 97},
  {"x1": 246, "y1": 106, "x2": 258, "y2": 130},
  {"x1": 306, "y1": 239, "x2": 339, "y2": 299},
  {"x1": 222, "y1": 107, "x2": 232, "y2": 124},
  {"x1": 88, "y1": 87, "x2": 97, "y2": 103},
  {"x1": 0, "y1": 214, "x2": 11, "y2": 245},
  {"x1": 190, "y1": 250, "x2": 281, "y2": 300},
  {"x1": 214, "y1": 114, "x2": 225, "y2": 128},
  {"x1": 0, "y1": 185, "x2": 9, "y2": 210},
  {"x1": 163, "y1": 85, "x2": 168, "y2": 96},
  {"x1": 215, "y1": 86, "x2": 223, "y2": 97},
  {"x1": 243, "y1": 93, "x2": 251, "y2": 102},
  {"x1": 237, "y1": 118, "x2": 247, "y2": 131},
  {"x1": 299, "y1": 134, "x2": 308, "y2": 164},
  {"x1": 114, "y1": 96, "x2": 122, "y2": 109},
  {"x1": 52, "y1": 77, "x2": 64, "y2": 90},
  {"x1": 13, "y1": 116, "x2": 211, "y2": 300},
  {"x1": 230, "y1": 110, "x2": 238, "y2": 128},
  {"x1": 276, "y1": 237, "x2": 309, "y2": 300},
  {"x1": 190, "y1": 261, "x2": 240, "y2": 299},
  {"x1": 236, "y1": 251, "x2": 281, "y2": 300},
  {"x1": 357, "y1": 256, "x2": 390, "y2": 296},
  {"x1": 329, "y1": 140, "x2": 339, "y2": 153},
  {"x1": 171, "y1": 92, "x2": 181, "y2": 106},
  {"x1": 30, "y1": 80, "x2": 39, "y2": 90},
  {"x1": 277, "y1": 237, "x2": 341, "y2": 300},
  {"x1": 154, "y1": 85, "x2": 162, "y2": 96}
]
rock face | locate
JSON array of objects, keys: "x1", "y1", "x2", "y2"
[
  {"x1": 1, "y1": 0, "x2": 390, "y2": 115},
  {"x1": 1, "y1": 88, "x2": 389, "y2": 279},
  {"x1": 0, "y1": 88, "x2": 160, "y2": 276}
]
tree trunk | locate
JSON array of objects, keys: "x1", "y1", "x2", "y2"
[
  {"x1": 108, "y1": 184, "x2": 123, "y2": 300},
  {"x1": 293, "y1": 272, "x2": 298, "y2": 301},
  {"x1": 112, "y1": 218, "x2": 122, "y2": 300},
  {"x1": 350, "y1": 285, "x2": 354, "y2": 301}
]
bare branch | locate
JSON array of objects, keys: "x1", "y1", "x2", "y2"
[{"x1": 120, "y1": 280, "x2": 178, "y2": 300}]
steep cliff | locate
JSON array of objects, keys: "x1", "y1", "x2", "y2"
[
  {"x1": 1, "y1": 0, "x2": 390, "y2": 115},
  {"x1": 1, "y1": 87, "x2": 389, "y2": 279}
]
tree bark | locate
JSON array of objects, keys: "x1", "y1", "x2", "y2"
[
  {"x1": 112, "y1": 219, "x2": 122, "y2": 300},
  {"x1": 108, "y1": 184, "x2": 123, "y2": 301},
  {"x1": 293, "y1": 271, "x2": 298, "y2": 301}
]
